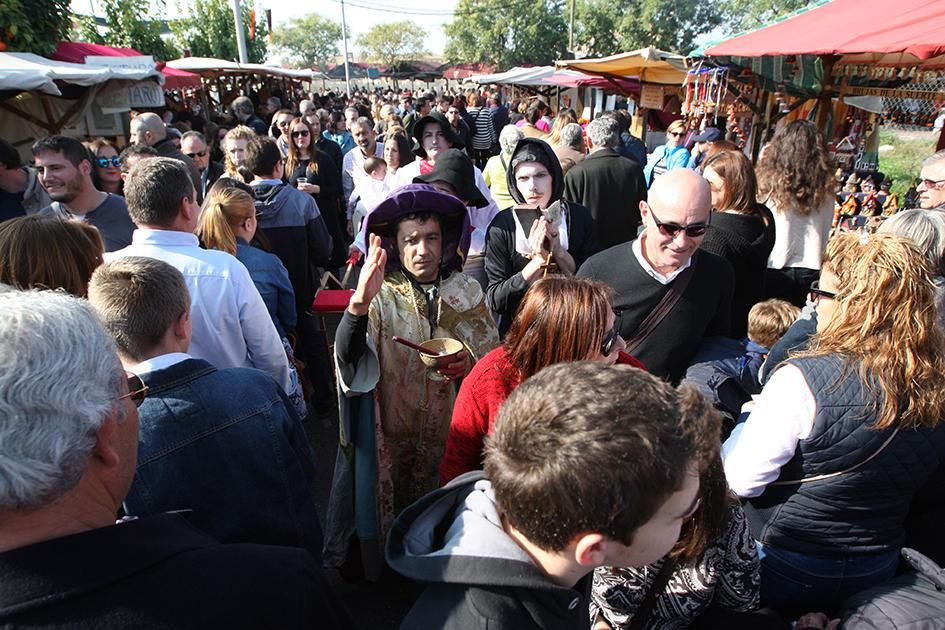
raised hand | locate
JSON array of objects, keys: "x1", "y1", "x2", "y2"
[{"x1": 348, "y1": 233, "x2": 387, "y2": 316}]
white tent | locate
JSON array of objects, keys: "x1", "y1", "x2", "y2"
[
  {"x1": 167, "y1": 57, "x2": 326, "y2": 80},
  {"x1": 0, "y1": 51, "x2": 162, "y2": 96}
]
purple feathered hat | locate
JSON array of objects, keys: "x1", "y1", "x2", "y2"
[{"x1": 365, "y1": 183, "x2": 471, "y2": 276}]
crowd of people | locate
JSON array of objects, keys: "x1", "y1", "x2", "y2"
[{"x1": 1, "y1": 85, "x2": 945, "y2": 630}]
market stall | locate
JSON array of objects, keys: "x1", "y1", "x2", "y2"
[{"x1": 0, "y1": 51, "x2": 162, "y2": 154}]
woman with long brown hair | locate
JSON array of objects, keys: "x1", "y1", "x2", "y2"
[
  {"x1": 724, "y1": 232, "x2": 945, "y2": 617},
  {"x1": 756, "y1": 120, "x2": 835, "y2": 306},
  {"x1": 439, "y1": 276, "x2": 636, "y2": 484},
  {"x1": 700, "y1": 149, "x2": 775, "y2": 338},
  {"x1": 86, "y1": 138, "x2": 123, "y2": 195},
  {"x1": 284, "y1": 116, "x2": 347, "y2": 268}
]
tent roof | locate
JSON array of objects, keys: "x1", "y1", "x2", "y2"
[
  {"x1": 704, "y1": 0, "x2": 945, "y2": 68},
  {"x1": 0, "y1": 52, "x2": 161, "y2": 96},
  {"x1": 52, "y1": 42, "x2": 202, "y2": 90},
  {"x1": 555, "y1": 48, "x2": 688, "y2": 85},
  {"x1": 469, "y1": 66, "x2": 557, "y2": 86},
  {"x1": 166, "y1": 57, "x2": 326, "y2": 79}
]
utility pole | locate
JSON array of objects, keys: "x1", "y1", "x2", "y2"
[
  {"x1": 231, "y1": 0, "x2": 249, "y2": 64},
  {"x1": 568, "y1": 0, "x2": 575, "y2": 52},
  {"x1": 340, "y1": 0, "x2": 352, "y2": 96}
]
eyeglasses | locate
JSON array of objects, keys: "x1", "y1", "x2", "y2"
[
  {"x1": 292, "y1": 130, "x2": 310, "y2": 137},
  {"x1": 920, "y1": 177, "x2": 945, "y2": 189},
  {"x1": 184, "y1": 150, "x2": 207, "y2": 159},
  {"x1": 600, "y1": 313, "x2": 621, "y2": 356},
  {"x1": 648, "y1": 205, "x2": 711, "y2": 238},
  {"x1": 809, "y1": 280, "x2": 836, "y2": 303},
  {"x1": 118, "y1": 372, "x2": 149, "y2": 408},
  {"x1": 96, "y1": 156, "x2": 121, "y2": 168}
]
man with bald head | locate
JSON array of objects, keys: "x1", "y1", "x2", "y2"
[
  {"x1": 578, "y1": 169, "x2": 734, "y2": 382},
  {"x1": 130, "y1": 112, "x2": 201, "y2": 198}
]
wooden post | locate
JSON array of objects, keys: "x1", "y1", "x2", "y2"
[{"x1": 815, "y1": 55, "x2": 840, "y2": 136}]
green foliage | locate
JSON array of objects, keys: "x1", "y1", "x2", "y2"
[
  {"x1": 172, "y1": 0, "x2": 268, "y2": 63},
  {"x1": 573, "y1": 0, "x2": 622, "y2": 57},
  {"x1": 616, "y1": 0, "x2": 722, "y2": 54},
  {"x1": 444, "y1": 0, "x2": 567, "y2": 67},
  {"x1": 0, "y1": 0, "x2": 71, "y2": 55},
  {"x1": 878, "y1": 128, "x2": 937, "y2": 199},
  {"x1": 272, "y1": 14, "x2": 343, "y2": 70},
  {"x1": 357, "y1": 21, "x2": 427, "y2": 69},
  {"x1": 720, "y1": 0, "x2": 820, "y2": 34},
  {"x1": 95, "y1": 0, "x2": 180, "y2": 60}
]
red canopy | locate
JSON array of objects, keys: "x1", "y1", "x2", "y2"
[
  {"x1": 705, "y1": 0, "x2": 945, "y2": 66},
  {"x1": 51, "y1": 41, "x2": 202, "y2": 90}
]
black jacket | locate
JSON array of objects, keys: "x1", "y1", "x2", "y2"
[
  {"x1": 746, "y1": 354, "x2": 945, "y2": 557},
  {"x1": 252, "y1": 182, "x2": 332, "y2": 313},
  {"x1": 288, "y1": 152, "x2": 348, "y2": 268},
  {"x1": 562, "y1": 148, "x2": 647, "y2": 250},
  {"x1": 0, "y1": 513, "x2": 353, "y2": 629},
  {"x1": 484, "y1": 137, "x2": 598, "y2": 334},
  {"x1": 387, "y1": 472, "x2": 593, "y2": 630},
  {"x1": 154, "y1": 137, "x2": 201, "y2": 196}
]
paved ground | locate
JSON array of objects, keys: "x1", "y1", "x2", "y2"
[{"x1": 302, "y1": 310, "x2": 421, "y2": 629}]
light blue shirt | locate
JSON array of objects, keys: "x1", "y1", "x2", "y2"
[{"x1": 106, "y1": 229, "x2": 292, "y2": 393}]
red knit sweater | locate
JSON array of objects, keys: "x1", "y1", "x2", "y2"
[
  {"x1": 439, "y1": 346, "x2": 520, "y2": 486},
  {"x1": 439, "y1": 347, "x2": 646, "y2": 485}
]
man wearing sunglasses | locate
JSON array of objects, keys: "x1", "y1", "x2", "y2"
[
  {"x1": 181, "y1": 131, "x2": 223, "y2": 202},
  {"x1": 129, "y1": 112, "x2": 201, "y2": 198},
  {"x1": 578, "y1": 169, "x2": 734, "y2": 383},
  {"x1": 0, "y1": 289, "x2": 354, "y2": 628},
  {"x1": 916, "y1": 150, "x2": 945, "y2": 210}
]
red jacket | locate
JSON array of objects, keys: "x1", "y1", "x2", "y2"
[{"x1": 438, "y1": 347, "x2": 645, "y2": 485}]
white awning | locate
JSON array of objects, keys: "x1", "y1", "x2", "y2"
[{"x1": 0, "y1": 52, "x2": 162, "y2": 96}]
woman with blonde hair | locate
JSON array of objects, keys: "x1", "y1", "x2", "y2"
[
  {"x1": 0, "y1": 215, "x2": 103, "y2": 297},
  {"x1": 546, "y1": 108, "x2": 578, "y2": 146},
  {"x1": 756, "y1": 120, "x2": 835, "y2": 306},
  {"x1": 221, "y1": 125, "x2": 256, "y2": 182},
  {"x1": 723, "y1": 232, "x2": 945, "y2": 617}
]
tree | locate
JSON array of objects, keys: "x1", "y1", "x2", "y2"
[
  {"x1": 573, "y1": 0, "x2": 622, "y2": 58},
  {"x1": 272, "y1": 14, "x2": 343, "y2": 70},
  {"x1": 616, "y1": 0, "x2": 723, "y2": 54},
  {"x1": 172, "y1": 0, "x2": 267, "y2": 63},
  {"x1": 721, "y1": 0, "x2": 819, "y2": 35},
  {"x1": 93, "y1": 0, "x2": 180, "y2": 60},
  {"x1": 444, "y1": 0, "x2": 567, "y2": 67},
  {"x1": 357, "y1": 21, "x2": 427, "y2": 69},
  {"x1": 0, "y1": 0, "x2": 71, "y2": 55}
]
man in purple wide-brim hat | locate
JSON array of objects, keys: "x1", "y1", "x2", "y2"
[{"x1": 325, "y1": 184, "x2": 499, "y2": 580}]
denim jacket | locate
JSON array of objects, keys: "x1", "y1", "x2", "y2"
[
  {"x1": 124, "y1": 358, "x2": 323, "y2": 562},
  {"x1": 236, "y1": 238, "x2": 297, "y2": 337}
]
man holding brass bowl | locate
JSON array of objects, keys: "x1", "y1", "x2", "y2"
[{"x1": 325, "y1": 183, "x2": 499, "y2": 579}]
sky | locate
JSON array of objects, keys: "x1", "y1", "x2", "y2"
[{"x1": 73, "y1": 0, "x2": 459, "y2": 62}]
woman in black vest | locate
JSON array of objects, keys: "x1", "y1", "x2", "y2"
[{"x1": 722, "y1": 232, "x2": 945, "y2": 618}]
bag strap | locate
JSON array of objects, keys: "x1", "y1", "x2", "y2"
[
  {"x1": 626, "y1": 557, "x2": 677, "y2": 630},
  {"x1": 623, "y1": 252, "x2": 698, "y2": 354},
  {"x1": 769, "y1": 427, "x2": 901, "y2": 486}
]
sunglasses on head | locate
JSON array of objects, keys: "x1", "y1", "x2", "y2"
[
  {"x1": 118, "y1": 372, "x2": 148, "y2": 407},
  {"x1": 292, "y1": 129, "x2": 310, "y2": 137},
  {"x1": 648, "y1": 205, "x2": 710, "y2": 238},
  {"x1": 185, "y1": 150, "x2": 207, "y2": 159},
  {"x1": 96, "y1": 156, "x2": 121, "y2": 168}
]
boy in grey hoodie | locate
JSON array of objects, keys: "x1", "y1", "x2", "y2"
[{"x1": 387, "y1": 361, "x2": 721, "y2": 629}]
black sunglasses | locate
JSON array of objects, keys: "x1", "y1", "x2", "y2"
[
  {"x1": 185, "y1": 150, "x2": 207, "y2": 159},
  {"x1": 809, "y1": 280, "x2": 836, "y2": 303},
  {"x1": 96, "y1": 156, "x2": 121, "y2": 168},
  {"x1": 648, "y1": 205, "x2": 710, "y2": 238},
  {"x1": 292, "y1": 129, "x2": 310, "y2": 137},
  {"x1": 669, "y1": 131, "x2": 686, "y2": 137},
  {"x1": 600, "y1": 312, "x2": 620, "y2": 356},
  {"x1": 118, "y1": 372, "x2": 149, "y2": 408}
]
